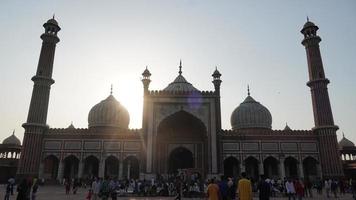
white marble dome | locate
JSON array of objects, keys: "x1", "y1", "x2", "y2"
[
  {"x1": 231, "y1": 95, "x2": 272, "y2": 130},
  {"x1": 88, "y1": 94, "x2": 129, "y2": 129},
  {"x1": 3, "y1": 131, "x2": 21, "y2": 145}
]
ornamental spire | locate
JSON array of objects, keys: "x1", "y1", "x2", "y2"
[
  {"x1": 179, "y1": 60, "x2": 182, "y2": 75},
  {"x1": 247, "y1": 84, "x2": 250, "y2": 96},
  {"x1": 110, "y1": 84, "x2": 113, "y2": 95}
]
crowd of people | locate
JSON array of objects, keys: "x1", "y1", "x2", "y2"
[{"x1": 3, "y1": 173, "x2": 356, "y2": 200}]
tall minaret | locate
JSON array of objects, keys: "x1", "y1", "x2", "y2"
[
  {"x1": 17, "y1": 17, "x2": 60, "y2": 178},
  {"x1": 301, "y1": 19, "x2": 343, "y2": 178}
]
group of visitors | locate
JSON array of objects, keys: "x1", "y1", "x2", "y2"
[
  {"x1": 4, "y1": 174, "x2": 356, "y2": 199},
  {"x1": 4, "y1": 177, "x2": 39, "y2": 200},
  {"x1": 206, "y1": 174, "x2": 356, "y2": 200}
]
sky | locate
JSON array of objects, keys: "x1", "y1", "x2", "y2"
[{"x1": 0, "y1": 1, "x2": 355, "y2": 144}]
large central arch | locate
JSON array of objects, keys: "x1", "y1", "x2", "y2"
[
  {"x1": 156, "y1": 110, "x2": 207, "y2": 176},
  {"x1": 168, "y1": 147, "x2": 194, "y2": 174}
]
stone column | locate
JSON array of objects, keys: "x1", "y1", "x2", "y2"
[
  {"x1": 259, "y1": 161, "x2": 264, "y2": 176},
  {"x1": 99, "y1": 159, "x2": 105, "y2": 178},
  {"x1": 279, "y1": 159, "x2": 285, "y2": 179},
  {"x1": 38, "y1": 162, "x2": 44, "y2": 179},
  {"x1": 127, "y1": 160, "x2": 131, "y2": 179},
  {"x1": 299, "y1": 162, "x2": 304, "y2": 179},
  {"x1": 240, "y1": 162, "x2": 245, "y2": 173},
  {"x1": 78, "y1": 160, "x2": 83, "y2": 179},
  {"x1": 118, "y1": 161, "x2": 123, "y2": 180},
  {"x1": 57, "y1": 160, "x2": 64, "y2": 182}
]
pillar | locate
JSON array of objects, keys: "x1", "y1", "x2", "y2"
[
  {"x1": 38, "y1": 162, "x2": 44, "y2": 179},
  {"x1": 259, "y1": 161, "x2": 264, "y2": 176},
  {"x1": 118, "y1": 161, "x2": 123, "y2": 180},
  {"x1": 78, "y1": 160, "x2": 83, "y2": 179},
  {"x1": 127, "y1": 160, "x2": 131, "y2": 179},
  {"x1": 240, "y1": 162, "x2": 245, "y2": 173},
  {"x1": 299, "y1": 162, "x2": 304, "y2": 179},
  {"x1": 279, "y1": 159, "x2": 285, "y2": 179},
  {"x1": 99, "y1": 159, "x2": 105, "y2": 178},
  {"x1": 57, "y1": 160, "x2": 64, "y2": 182},
  {"x1": 317, "y1": 163, "x2": 322, "y2": 179}
]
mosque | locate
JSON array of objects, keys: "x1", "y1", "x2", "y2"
[{"x1": 2, "y1": 17, "x2": 355, "y2": 183}]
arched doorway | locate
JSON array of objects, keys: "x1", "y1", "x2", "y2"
[
  {"x1": 105, "y1": 156, "x2": 119, "y2": 178},
  {"x1": 284, "y1": 157, "x2": 299, "y2": 178},
  {"x1": 245, "y1": 156, "x2": 259, "y2": 181},
  {"x1": 303, "y1": 157, "x2": 318, "y2": 181},
  {"x1": 123, "y1": 156, "x2": 140, "y2": 179},
  {"x1": 83, "y1": 156, "x2": 99, "y2": 179},
  {"x1": 63, "y1": 155, "x2": 79, "y2": 179},
  {"x1": 157, "y1": 111, "x2": 207, "y2": 175},
  {"x1": 43, "y1": 155, "x2": 59, "y2": 180},
  {"x1": 223, "y1": 157, "x2": 239, "y2": 178},
  {"x1": 264, "y1": 156, "x2": 279, "y2": 179},
  {"x1": 168, "y1": 147, "x2": 194, "y2": 174}
]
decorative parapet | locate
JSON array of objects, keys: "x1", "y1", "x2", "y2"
[
  {"x1": 219, "y1": 128, "x2": 314, "y2": 137},
  {"x1": 48, "y1": 127, "x2": 142, "y2": 135},
  {"x1": 147, "y1": 90, "x2": 216, "y2": 97}
]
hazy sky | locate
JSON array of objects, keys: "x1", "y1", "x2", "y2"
[{"x1": 0, "y1": 1, "x2": 355, "y2": 144}]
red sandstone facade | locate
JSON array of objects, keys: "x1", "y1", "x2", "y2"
[{"x1": 16, "y1": 18, "x2": 345, "y2": 182}]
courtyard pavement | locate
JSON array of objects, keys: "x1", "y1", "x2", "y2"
[{"x1": 0, "y1": 185, "x2": 354, "y2": 200}]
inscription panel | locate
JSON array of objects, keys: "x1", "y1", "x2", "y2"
[
  {"x1": 44, "y1": 141, "x2": 61, "y2": 150},
  {"x1": 281, "y1": 143, "x2": 298, "y2": 151},
  {"x1": 84, "y1": 141, "x2": 101, "y2": 150},
  {"x1": 124, "y1": 142, "x2": 140, "y2": 150},
  {"x1": 300, "y1": 143, "x2": 317, "y2": 152},
  {"x1": 262, "y1": 143, "x2": 278, "y2": 151},
  {"x1": 104, "y1": 141, "x2": 121, "y2": 150},
  {"x1": 223, "y1": 143, "x2": 239, "y2": 151},
  {"x1": 64, "y1": 141, "x2": 81, "y2": 150},
  {"x1": 242, "y1": 143, "x2": 259, "y2": 151}
]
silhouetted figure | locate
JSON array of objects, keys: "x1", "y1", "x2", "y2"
[
  {"x1": 258, "y1": 175, "x2": 271, "y2": 200},
  {"x1": 16, "y1": 179, "x2": 30, "y2": 200}
]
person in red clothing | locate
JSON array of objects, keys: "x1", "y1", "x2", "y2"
[{"x1": 294, "y1": 178, "x2": 304, "y2": 200}]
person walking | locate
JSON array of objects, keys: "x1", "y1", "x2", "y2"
[
  {"x1": 258, "y1": 175, "x2": 271, "y2": 200},
  {"x1": 219, "y1": 176, "x2": 228, "y2": 200},
  {"x1": 325, "y1": 179, "x2": 331, "y2": 198},
  {"x1": 294, "y1": 179, "x2": 304, "y2": 200},
  {"x1": 92, "y1": 178, "x2": 101, "y2": 200},
  {"x1": 236, "y1": 172, "x2": 252, "y2": 200},
  {"x1": 16, "y1": 179, "x2": 30, "y2": 200},
  {"x1": 206, "y1": 179, "x2": 220, "y2": 200},
  {"x1": 4, "y1": 180, "x2": 11, "y2": 200},
  {"x1": 31, "y1": 179, "x2": 39, "y2": 200},
  {"x1": 285, "y1": 178, "x2": 296, "y2": 200}
]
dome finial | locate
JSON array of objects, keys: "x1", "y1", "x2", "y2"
[
  {"x1": 110, "y1": 84, "x2": 113, "y2": 95},
  {"x1": 306, "y1": 16, "x2": 309, "y2": 22},
  {"x1": 247, "y1": 84, "x2": 250, "y2": 96},
  {"x1": 342, "y1": 132, "x2": 345, "y2": 138},
  {"x1": 53, "y1": 13, "x2": 55, "y2": 20},
  {"x1": 179, "y1": 59, "x2": 182, "y2": 75},
  {"x1": 12, "y1": 129, "x2": 15, "y2": 135}
]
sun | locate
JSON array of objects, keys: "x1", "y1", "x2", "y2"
[{"x1": 114, "y1": 78, "x2": 143, "y2": 129}]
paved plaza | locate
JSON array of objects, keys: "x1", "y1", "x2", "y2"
[{"x1": 0, "y1": 185, "x2": 354, "y2": 200}]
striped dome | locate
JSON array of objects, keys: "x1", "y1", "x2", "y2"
[
  {"x1": 3, "y1": 131, "x2": 21, "y2": 145},
  {"x1": 88, "y1": 95, "x2": 129, "y2": 129},
  {"x1": 231, "y1": 95, "x2": 272, "y2": 130}
]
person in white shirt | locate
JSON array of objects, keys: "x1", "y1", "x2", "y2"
[
  {"x1": 91, "y1": 178, "x2": 101, "y2": 200},
  {"x1": 285, "y1": 179, "x2": 296, "y2": 200},
  {"x1": 325, "y1": 179, "x2": 332, "y2": 198}
]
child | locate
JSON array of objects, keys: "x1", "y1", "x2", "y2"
[
  {"x1": 4, "y1": 181, "x2": 11, "y2": 200},
  {"x1": 86, "y1": 189, "x2": 93, "y2": 200}
]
